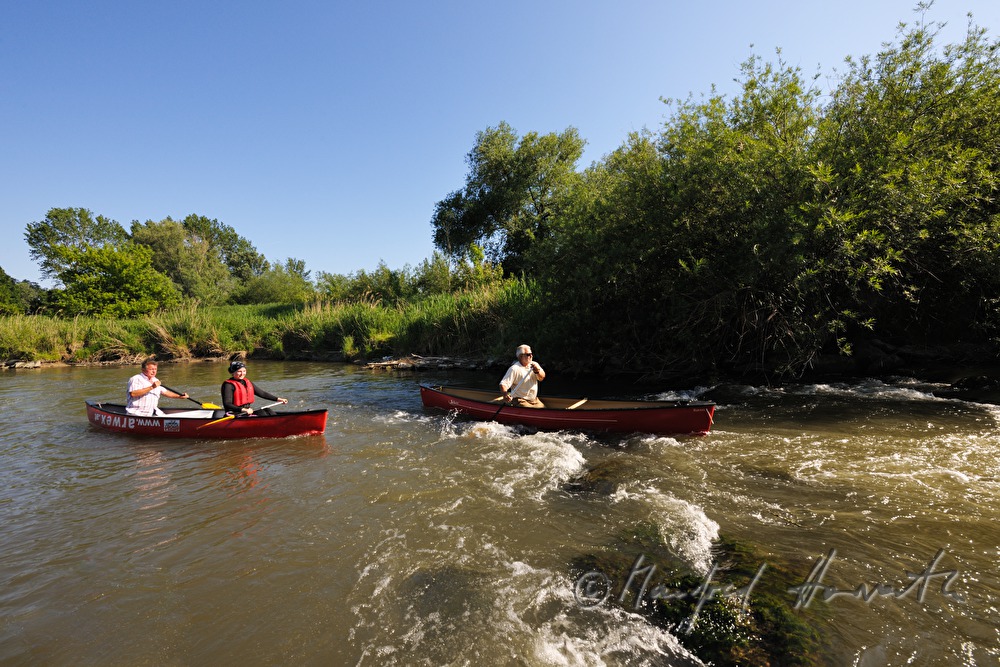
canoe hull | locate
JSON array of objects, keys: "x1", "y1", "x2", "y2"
[
  {"x1": 86, "y1": 401, "x2": 327, "y2": 439},
  {"x1": 419, "y1": 385, "x2": 714, "y2": 435}
]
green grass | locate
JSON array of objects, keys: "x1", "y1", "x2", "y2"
[{"x1": 0, "y1": 279, "x2": 539, "y2": 363}]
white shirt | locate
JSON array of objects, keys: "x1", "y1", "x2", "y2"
[
  {"x1": 126, "y1": 373, "x2": 164, "y2": 416},
  {"x1": 500, "y1": 362, "x2": 539, "y2": 401}
]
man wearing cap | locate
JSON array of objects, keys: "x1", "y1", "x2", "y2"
[
  {"x1": 499, "y1": 344, "x2": 546, "y2": 408},
  {"x1": 221, "y1": 361, "x2": 288, "y2": 416}
]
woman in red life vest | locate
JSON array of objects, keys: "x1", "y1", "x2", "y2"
[{"x1": 221, "y1": 361, "x2": 288, "y2": 416}]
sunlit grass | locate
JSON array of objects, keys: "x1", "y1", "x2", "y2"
[{"x1": 0, "y1": 278, "x2": 538, "y2": 363}]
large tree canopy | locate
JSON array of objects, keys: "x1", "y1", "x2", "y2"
[
  {"x1": 130, "y1": 217, "x2": 234, "y2": 304},
  {"x1": 24, "y1": 208, "x2": 129, "y2": 281},
  {"x1": 50, "y1": 242, "x2": 181, "y2": 317},
  {"x1": 813, "y1": 16, "x2": 1000, "y2": 342},
  {"x1": 21, "y1": 208, "x2": 276, "y2": 314},
  {"x1": 448, "y1": 8, "x2": 1000, "y2": 375},
  {"x1": 431, "y1": 122, "x2": 585, "y2": 273},
  {"x1": 180, "y1": 214, "x2": 269, "y2": 281}
]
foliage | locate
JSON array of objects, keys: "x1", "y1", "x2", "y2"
[
  {"x1": 813, "y1": 14, "x2": 1000, "y2": 343},
  {"x1": 452, "y1": 245, "x2": 505, "y2": 292},
  {"x1": 315, "y1": 250, "x2": 506, "y2": 307},
  {"x1": 230, "y1": 258, "x2": 316, "y2": 305},
  {"x1": 0, "y1": 271, "x2": 49, "y2": 316},
  {"x1": 412, "y1": 252, "x2": 453, "y2": 296},
  {"x1": 0, "y1": 267, "x2": 25, "y2": 315},
  {"x1": 49, "y1": 242, "x2": 181, "y2": 317},
  {"x1": 526, "y1": 52, "x2": 826, "y2": 374},
  {"x1": 462, "y1": 8, "x2": 1000, "y2": 376},
  {"x1": 130, "y1": 217, "x2": 234, "y2": 304},
  {"x1": 335, "y1": 261, "x2": 414, "y2": 305},
  {"x1": 0, "y1": 276, "x2": 539, "y2": 364},
  {"x1": 431, "y1": 122, "x2": 585, "y2": 273},
  {"x1": 179, "y1": 214, "x2": 269, "y2": 280},
  {"x1": 652, "y1": 52, "x2": 825, "y2": 373},
  {"x1": 24, "y1": 207, "x2": 129, "y2": 281}
]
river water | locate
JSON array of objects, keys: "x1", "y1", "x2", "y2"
[{"x1": 1, "y1": 361, "x2": 998, "y2": 665}]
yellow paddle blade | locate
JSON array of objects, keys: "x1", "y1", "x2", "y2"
[
  {"x1": 197, "y1": 414, "x2": 235, "y2": 429},
  {"x1": 200, "y1": 401, "x2": 222, "y2": 410}
]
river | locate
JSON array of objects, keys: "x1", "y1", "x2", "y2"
[{"x1": 1, "y1": 361, "x2": 998, "y2": 665}]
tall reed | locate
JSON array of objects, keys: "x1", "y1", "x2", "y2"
[{"x1": 0, "y1": 277, "x2": 539, "y2": 363}]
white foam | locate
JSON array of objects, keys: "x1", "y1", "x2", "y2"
[
  {"x1": 513, "y1": 567, "x2": 704, "y2": 666},
  {"x1": 975, "y1": 402, "x2": 1000, "y2": 427},
  {"x1": 374, "y1": 410, "x2": 435, "y2": 426},
  {"x1": 611, "y1": 484, "x2": 720, "y2": 574},
  {"x1": 650, "y1": 386, "x2": 715, "y2": 402},
  {"x1": 531, "y1": 571, "x2": 703, "y2": 666},
  {"x1": 350, "y1": 540, "x2": 704, "y2": 666},
  {"x1": 474, "y1": 429, "x2": 587, "y2": 501}
]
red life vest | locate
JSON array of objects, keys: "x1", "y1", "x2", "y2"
[{"x1": 224, "y1": 378, "x2": 256, "y2": 407}]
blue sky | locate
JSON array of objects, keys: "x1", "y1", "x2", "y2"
[{"x1": 3, "y1": 1, "x2": 998, "y2": 285}]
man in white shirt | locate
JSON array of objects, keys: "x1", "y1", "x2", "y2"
[
  {"x1": 499, "y1": 344, "x2": 546, "y2": 408},
  {"x1": 126, "y1": 359, "x2": 188, "y2": 416}
]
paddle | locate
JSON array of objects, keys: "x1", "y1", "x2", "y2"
[
  {"x1": 160, "y1": 384, "x2": 222, "y2": 410},
  {"x1": 196, "y1": 401, "x2": 285, "y2": 429}
]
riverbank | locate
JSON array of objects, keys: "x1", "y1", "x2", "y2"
[
  {"x1": 7, "y1": 325, "x2": 1000, "y2": 410},
  {"x1": 8, "y1": 339, "x2": 1000, "y2": 389}
]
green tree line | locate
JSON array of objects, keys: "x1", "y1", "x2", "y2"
[
  {"x1": 4, "y1": 9, "x2": 999, "y2": 377},
  {"x1": 433, "y1": 11, "x2": 1000, "y2": 376},
  {"x1": 5, "y1": 208, "x2": 502, "y2": 317}
]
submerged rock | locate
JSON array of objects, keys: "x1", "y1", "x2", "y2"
[
  {"x1": 563, "y1": 459, "x2": 632, "y2": 496},
  {"x1": 570, "y1": 526, "x2": 826, "y2": 666},
  {"x1": 2, "y1": 359, "x2": 41, "y2": 369}
]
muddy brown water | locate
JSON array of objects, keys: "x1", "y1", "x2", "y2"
[{"x1": 1, "y1": 362, "x2": 998, "y2": 665}]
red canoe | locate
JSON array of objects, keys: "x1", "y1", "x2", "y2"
[
  {"x1": 419, "y1": 385, "x2": 715, "y2": 435},
  {"x1": 86, "y1": 401, "x2": 328, "y2": 439}
]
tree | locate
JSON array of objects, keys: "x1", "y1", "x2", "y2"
[
  {"x1": 24, "y1": 208, "x2": 128, "y2": 281},
  {"x1": 315, "y1": 271, "x2": 352, "y2": 302},
  {"x1": 180, "y1": 214, "x2": 269, "y2": 281},
  {"x1": 413, "y1": 252, "x2": 453, "y2": 296},
  {"x1": 130, "y1": 217, "x2": 234, "y2": 303},
  {"x1": 351, "y1": 261, "x2": 414, "y2": 305},
  {"x1": 529, "y1": 51, "x2": 828, "y2": 374},
  {"x1": 814, "y1": 12, "x2": 1000, "y2": 343},
  {"x1": 650, "y1": 52, "x2": 827, "y2": 371},
  {"x1": 15, "y1": 280, "x2": 48, "y2": 314},
  {"x1": 431, "y1": 122, "x2": 585, "y2": 273},
  {"x1": 451, "y1": 245, "x2": 503, "y2": 292},
  {"x1": 50, "y1": 242, "x2": 181, "y2": 317},
  {"x1": 230, "y1": 258, "x2": 315, "y2": 305},
  {"x1": 0, "y1": 266, "x2": 24, "y2": 314}
]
